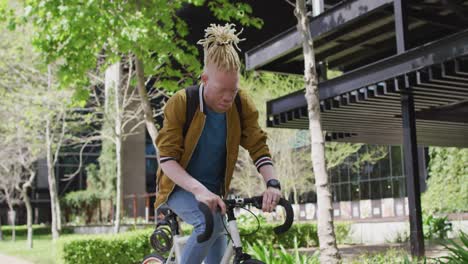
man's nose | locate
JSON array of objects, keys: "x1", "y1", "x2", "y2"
[{"x1": 223, "y1": 94, "x2": 234, "y2": 103}]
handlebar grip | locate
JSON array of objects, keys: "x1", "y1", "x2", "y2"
[
  {"x1": 196, "y1": 202, "x2": 214, "y2": 243},
  {"x1": 273, "y1": 198, "x2": 294, "y2": 235},
  {"x1": 251, "y1": 196, "x2": 294, "y2": 235}
]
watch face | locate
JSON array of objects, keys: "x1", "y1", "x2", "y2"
[{"x1": 268, "y1": 179, "x2": 281, "y2": 189}]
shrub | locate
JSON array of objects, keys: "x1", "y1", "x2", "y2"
[
  {"x1": 438, "y1": 231, "x2": 468, "y2": 264},
  {"x1": 246, "y1": 236, "x2": 320, "y2": 264},
  {"x1": 57, "y1": 229, "x2": 153, "y2": 264},
  {"x1": 57, "y1": 222, "x2": 350, "y2": 263},
  {"x1": 423, "y1": 214, "x2": 452, "y2": 240},
  {"x1": 1, "y1": 224, "x2": 73, "y2": 238},
  {"x1": 62, "y1": 190, "x2": 103, "y2": 224}
]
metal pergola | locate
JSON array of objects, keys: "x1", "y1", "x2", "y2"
[{"x1": 245, "y1": 0, "x2": 468, "y2": 257}]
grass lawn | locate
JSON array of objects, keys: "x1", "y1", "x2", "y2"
[
  {"x1": 0, "y1": 233, "x2": 59, "y2": 264},
  {"x1": 0, "y1": 230, "x2": 67, "y2": 264}
]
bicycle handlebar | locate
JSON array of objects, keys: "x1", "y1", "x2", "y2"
[
  {"x1": 196, "y1": 196, "x2": 294, "y2": 243},
  {"x1": 196, "y1": 202, "x2": 214, "y2": 243}
]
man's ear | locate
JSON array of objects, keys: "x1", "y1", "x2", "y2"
[{"x1": 200, "y1": 72, "x2": 208, "y2": 85}]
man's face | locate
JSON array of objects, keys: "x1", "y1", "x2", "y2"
[{"x1": 201, "y1": 63, "x2": 239, "y2": 113}]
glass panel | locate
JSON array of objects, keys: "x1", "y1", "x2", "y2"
[
  {"x1": 380, "y1": 147, "x2": 391, "y2": 178},
  {"x1": 393, "y1": 177, "x2": 406, "y2": 197},
  {"x1": 359, "y1": 161, "x2": 370, "y2": 180},
  {"x1": 370, "y1": 180, "x2": 381, "y2": 200},
  {"x1": 340, "y1": 164, "x2": 349, "y2": 183},
  {"x1": 340, "y1": 183, "x2": 350, "y2": 202},
  {"x1": 332, "y1": 185, "x2": 340, "y2": 202},
  {"x1": 360, "y1": 181, "x2": 370, "y2": 200},
  {"x1": 391, "y1": 146, "x2": 403, "y2": 177},
  {"x1": 351, "y1": 182, "x2": 360, "y2": 201},
  {"x1": 330, "y1": 168, "x2": 339, "y2": 183},
  {"x1": 371, "y1": 162, "x2": 381, "y2": 179},
  {"x1": 349, "y1": 154, "x2": 359, "y2": 182},
  {"x1": 146, "y1": 158, "x2": 158, "y2": 193},
  {"x1": 381, "y1": 179, "x2": 393, "y2": 198}
]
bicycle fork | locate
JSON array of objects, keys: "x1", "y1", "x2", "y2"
[{"x1": 220, "y1": 210, "x2": 252, "y2": 264}]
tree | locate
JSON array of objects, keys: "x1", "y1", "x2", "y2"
[
  {"x1": 0, "y1": 141, "x2": 23, "y2": 242},
  {"x1": 10, "y1": 0, "x2": 262, "y2": 232},
  {"x1": 3, "y1": 132, "x2": 41, "y2": 248},
  {"x1": 0, "y1": 17, "x2": 91, "y2": 239},
  {"x1": 294, "y1": 0, "x2": 340, "y2": 262},
  {"x1": 19, "y1": 0, "x2": 263, "y2": 151},
  {"x1": 422, "y1": 147, "x2": 468, "y2": 214},
  {"x1": 15, "y1": 139, "x2": 41, "y2": 249},
  {"x1": 100, "y1": 58, "x2": 165, "y2": 232}
]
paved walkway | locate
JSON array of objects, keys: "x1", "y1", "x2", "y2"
[
  {"x1": 298, "y1": 242, "x2": 450, "y2": 262},
  {"x1": 0, "y1": 253, "x2": 33, "y2": 264}
]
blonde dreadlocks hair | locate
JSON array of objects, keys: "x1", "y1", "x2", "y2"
[{"x1": 197, "y1": 23, "x2": 246, "y2": 73}]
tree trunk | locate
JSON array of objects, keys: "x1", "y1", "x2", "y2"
[
  {"x1": 55, "y1": 191, "x2": 62, "y2": 231},
  {"x1": 294, "y1": 0, "x2": 340, "y2": 263},
  {"x1": 114, "y1": 136, "x2": 123, "y2": 233},
  {"x1": 292, "y1": 185, "x2": 299, "y2": 205},
  {"x1": 134, "y1": 56, "x2": 159, "y2": 154},
  {"x1": 8, "y1": 210, "x2": 16, "y2": 242},
  {"x1": 46, "y1": 112, "x2": 60, "y2": 241},
  {"x1": 22, "y1": 189, "x2": 34, "y2": 249},
  {"x1": 46, "y1": 65, "x2": 60, "y2": 241},
  {"x1": 113, "y1": 61, "x2": 124, "y2": 234}
]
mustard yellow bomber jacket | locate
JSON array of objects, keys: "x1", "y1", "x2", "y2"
[{"x1": 154, "y1": 84, "x2": 273, "y2": 209}]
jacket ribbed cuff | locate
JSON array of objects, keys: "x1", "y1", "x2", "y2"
[
  {"x1": 160, "y1": 156, "x2": 177, "y2": 163},
  {"x1": 254, "y1": 156, "x2": 273, "y2": 172}
]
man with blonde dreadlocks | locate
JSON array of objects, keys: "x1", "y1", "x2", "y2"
[{"x1": 154, "y1": 23, "x2": 282, "y2": 264}]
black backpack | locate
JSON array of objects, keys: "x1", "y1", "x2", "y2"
[{"x1": 182, "y1": 85, "x2": 243, "y2": 137}]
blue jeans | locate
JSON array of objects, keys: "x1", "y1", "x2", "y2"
[{"x1": 166, "y1": 187, "x2": 227, "y2": 264}]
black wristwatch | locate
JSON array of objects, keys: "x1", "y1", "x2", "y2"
[{"x1": 266, "y1": 179, "x2": 281, "y2": 190}]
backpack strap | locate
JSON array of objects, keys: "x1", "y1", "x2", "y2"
[
  {"x1": 183, "y1": 84, "x2": 243, "y2": 137},
  {"x1": 183, "y1": 85, "x2": 200, "y2": 138}
]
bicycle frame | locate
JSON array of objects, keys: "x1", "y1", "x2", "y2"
[
  {"x1": 160, "y1": 218, "x2": 243, "y2": 264},
  {"x1": 146, "y1": 196, "x2": 293, "y2": 264}
]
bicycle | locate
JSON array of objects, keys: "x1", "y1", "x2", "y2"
[{"x1": 141, "y1": 195, "x2": 294, "y2": 264}]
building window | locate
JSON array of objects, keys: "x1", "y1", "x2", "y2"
[
  {"x1": 391, "y1": 146, "x2": 403, "y2": 176},
  {"x1": 370, "y1": 180, "x2": 381, "y2": 200},
  {"x1": 381, "y1": 179, "x2": 393, "y2": 198},
  {"x1": 145, "y1": 130, "x2": 159, "y2": 193},
  {"x1": 328, "y1": 145, "x2": 406, "y2": 202}
]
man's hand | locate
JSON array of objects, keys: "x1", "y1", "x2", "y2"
[
  {"x1": 262, "y1": 187, "x2": 282, "y2": 212},
  {"x1": 193, "y1": 188, "x2": 226, "y2": 215}
]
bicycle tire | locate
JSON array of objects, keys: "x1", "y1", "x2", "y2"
[{"x1": 141, "y1": 253, "x2": 166, "y2": 264}]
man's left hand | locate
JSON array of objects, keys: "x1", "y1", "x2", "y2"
[{"x1": 262, "y1": 187, "x2": 282, "y2": 212}]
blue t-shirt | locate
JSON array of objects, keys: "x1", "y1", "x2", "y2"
[{"x1": 185, "y1": 107, "x2": 227, "y2": 194}]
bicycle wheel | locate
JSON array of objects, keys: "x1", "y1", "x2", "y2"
[
  {"x1": 241, "y1": 259, "x2": 265, "y2": 264},
  {"x1": 141, "y1": 253, "x2": 165, "y2": 264}
]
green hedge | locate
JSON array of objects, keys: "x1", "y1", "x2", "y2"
[
  {"x1": 422, "y1": 147, "x2": 468, "y2": 214},
  {"x1": 1, "y1": 224, "x2": 74, "y2": 238},
  {"x1": 58, "y1": 229, "x2": 153, "y2": 264},
  {"x1": 58, "y1": 222, "x2": 350, "y2": 264},
  {"x1": 239, "y1": 221, "x2": 349, "y2": 248}
]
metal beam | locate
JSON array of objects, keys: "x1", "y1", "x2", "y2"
[
  {"x1": 267, "y1": 29, "x2": 468, "y2": 116},
  {"x1": 319, "y1": 28, "x2": 468, "y2": 100},
  {"x1": 245, "y1": 0, "x2": 394, "y2": 70},
  {"x1": 395, "y1": 0, "x2": 425, "y2": 257}
]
